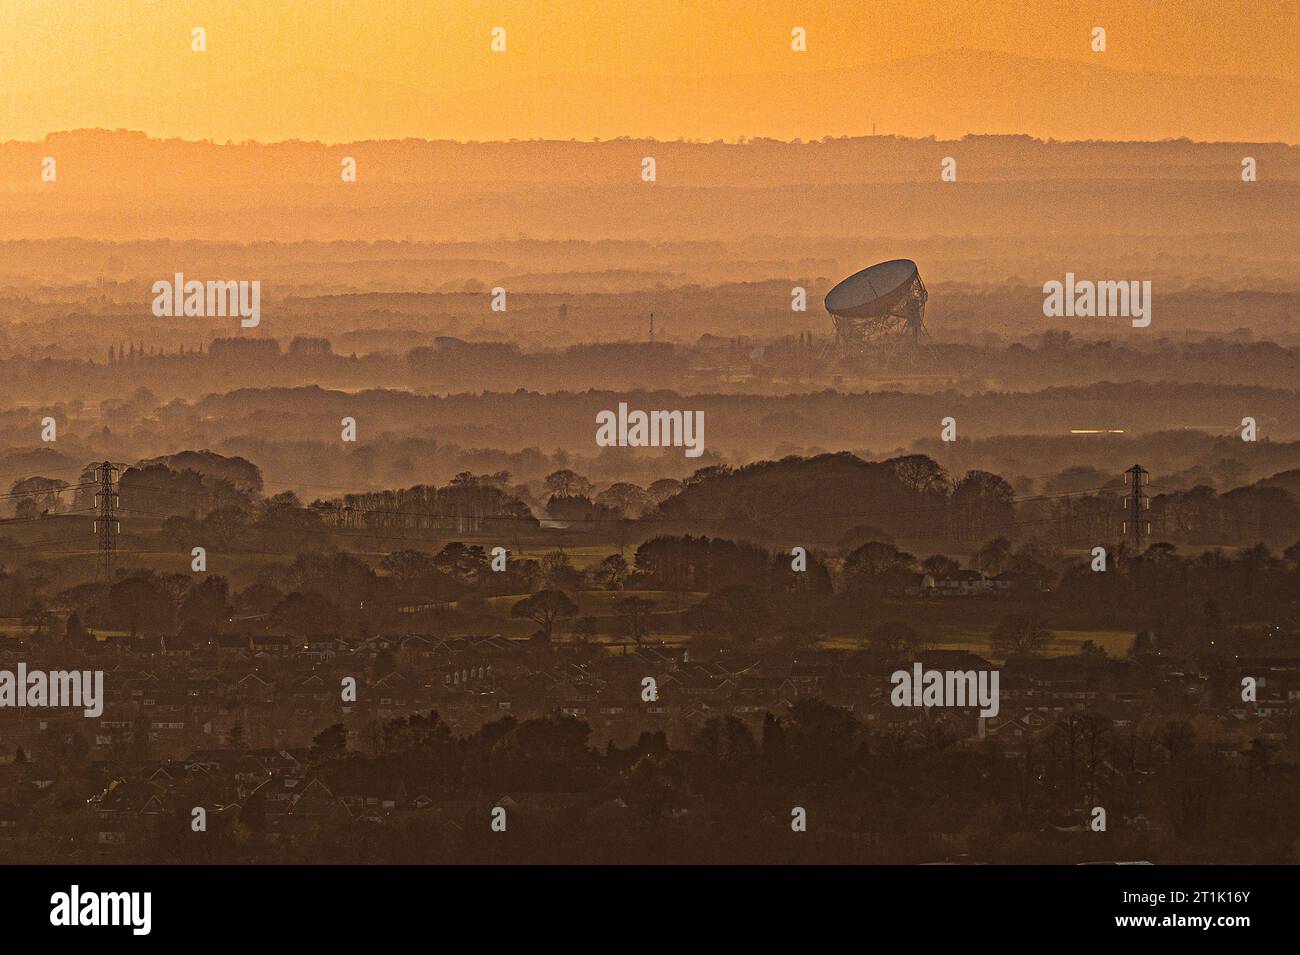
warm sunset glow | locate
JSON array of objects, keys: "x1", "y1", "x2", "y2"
[{"x1": 2, "y1": 0, "x2": 1296, "y2": 143}]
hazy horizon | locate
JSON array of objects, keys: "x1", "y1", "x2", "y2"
[
  {"x1": 4, "y1": 1, "x2": 1298, "y2": 143},
  {"x1": 9, "y1": 125, "x2": 1300, "y2": 147}
]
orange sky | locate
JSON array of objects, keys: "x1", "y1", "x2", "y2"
[{"x1": 2, "y1": 0, "x2": 1296, "y2": 142}]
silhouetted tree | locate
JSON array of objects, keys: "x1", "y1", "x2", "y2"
[
  {"x1": 991, "y1": 612, "x2": 1052, "y2": 658},
  {"x1": 511, "y1": 589, "x2": 578, "y2": 641},
  {"x1": 596, "y1": 554, "x2": 629, "y2": 590},
  {"x1": 312, "y1": 723, "x2": 347, "y2": 760},
  {"x1": 615, "y1": 595, "x2": 654, "y2": 649}
]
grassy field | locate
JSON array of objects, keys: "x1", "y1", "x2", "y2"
[
  {"x1": 507, "y1": 545, "x2": 625, "y2": 570},
  {"x1": 820, "y1": 625, "x2": 1135, "y2": 660},
  {"x1": 481, "y1": 589, "x2": 703, "y2": 642},
  {"x1": 0, "y1": 617, "x2": 40, "y2": 638}
]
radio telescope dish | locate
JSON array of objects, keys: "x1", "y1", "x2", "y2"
[{"x1": 824, "y1": 259, "x2": 928, "y2": 353}]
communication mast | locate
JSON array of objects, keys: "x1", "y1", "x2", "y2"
[
  {"x1": 93, "y1": 461, "x2": 120, "y2": 580},
  {"x1": 1122, "y1": 463, "x2": 1150, "y2": 552}
]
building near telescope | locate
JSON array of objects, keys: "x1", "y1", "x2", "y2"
[{"x1": 824, "y1": 259, "x2": 928, "y2": 353}]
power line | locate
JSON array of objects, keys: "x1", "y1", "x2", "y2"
[{"x1": 0, "y1": 481, "x2": 96, "y2": 501}]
